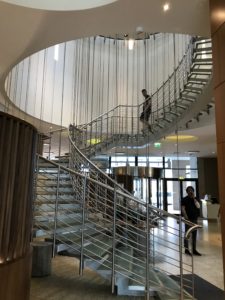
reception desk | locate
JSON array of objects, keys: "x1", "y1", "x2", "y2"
[{"x1": 201, "y1": 200, "x2": 220, "y2": 219}]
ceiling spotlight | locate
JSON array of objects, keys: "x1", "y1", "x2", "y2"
[{"x1": 163, "y1": 3, "x2": 170, "y2": 11}]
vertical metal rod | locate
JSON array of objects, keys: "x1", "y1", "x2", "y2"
[
  {"x1": 146, "y1": 202, "x2": 150, "y2": 300},
  {"x1": 100, "y1": 116, "x2": 103, "y2": 145},
  {"x1": 152, "y1": 228, "x2": 155, "y2": 267},
  {"x1": 137, "y1": 104, "x2": 140, "y2": 136},
  {"x1": 53, "y1": 164, "x2": 61, "y2": 257},
  {"x1": 106, "y1": 113, "x2": 109, "y2": 140},
  {"x1": 104, "y1": 178, "x2": 107, "y2": 222},
  {"x1": 32, "y1": 154, "x2": 40, "y2": 242},
  {"x1": 111, "y1": 188, "x2": 117, "y2": 294},
  {"x1": 173, "y1": 33, "x2": 177, "y2": 107},
  {"x1": 79, "y1": 176, "x2": 87, "y2": 276}
]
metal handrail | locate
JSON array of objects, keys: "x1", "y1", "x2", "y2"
[
  {"x1": 33, "y1": 36, "x2": 213, "y2": 299},
  {"x1": 71, "y1": 38, "x2": 212, "y2": 157},
  {"x1": 77, "y1": 36, "x2": 194, "y2": 130},
  {"x1": 34, "y1": 152, "x2": 200, "y2": 299}
]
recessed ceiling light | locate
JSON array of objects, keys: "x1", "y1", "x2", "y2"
[
  {"x1": 165, "y1": 135, "x2": 198, "y2": 142},
  {"x1": 163, "y1": 3, "x2": 170, "y2": 11}
]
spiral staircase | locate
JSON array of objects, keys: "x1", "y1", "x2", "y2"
[
  {"x1": 33, "y1": 37, "x2": 212, "y2": 299},
  {"x1": 72, "y1": 37, "x2": 213, "y2": 158}
]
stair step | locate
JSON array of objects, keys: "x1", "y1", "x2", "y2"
[
  {"x1": 46, "y1": 226, "x2": 105, "y2": 247},
  {"x1": 97, "y1": 245, "x2": 134, "y2": 273},
  {"x1": 33, "y1": 223, "x2": 83, "y2": 237},
  {"x1": 188, "y1": 77, "x2": 208, "y2": 83},
  {"x1": 37, "y1": 174, "x2": 70, "y2": 180},
  {"x1": 190, "y1": 68, "x2": 212, "y2": 74},
  {"x1": 181, "y1": 93, "x2": 196, "y2": 101},
  {"x1": 156, "y1": 272, "x2": 193, "y2": 299},
  {"x1": 181, "y1": 97, "x2": 195, "y2": 103},
  {"x1": 36, "y1": 181, "x2": 72, "y2": 187},
  {"x1": 191, "y1": 71, "x2": 211, "y2": 77},
  {"x1": 84, "y1": 234, "x2": 113, "y2": 258},
  {"x1": 193, "y1": 58, "x2": 212, "y2": 63},
  {"x1": 194, "y1": 37, "x2": 211, "y2": 43},
  {"x1": 176, "y1": 104, "x2": 187, "y2": 110},
  {"x1": 184, "y1": 86, "x2": 202, "y2": 93},
  {"x1": 36, "y1": 188, "x2": 74, "y2": 195},
  {"x1": 165, "y1": 110, "x2": 180, "y2": 117},
  {"x1": 154, "y1": 122, "x2": 164, "y2": 129},
  {"x1": 194, "y1": 47, "x2": 212, "y2": 53},
  {"x1": 36, "y1": 194, "x2": 75, "y2": 201}
]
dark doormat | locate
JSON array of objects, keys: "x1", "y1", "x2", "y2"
[{"x1": 171, "y1": 274, "x2": 224, "y2": 300}]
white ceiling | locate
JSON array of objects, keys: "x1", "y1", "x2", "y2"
[{"x1": 1, "y1": 0, "x2": 117, "y2": 11}]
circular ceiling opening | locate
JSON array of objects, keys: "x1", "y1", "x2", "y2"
[{"x1": 1, "y1": 0, "x2": 117, "y2": 11}]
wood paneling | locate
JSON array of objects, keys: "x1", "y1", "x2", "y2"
[
  {"x1": 0, "y1": 112, "x2": 37, "y2": 299},
  {"x1": 210, "y1": 0, "x2": 225, "y2": 34},
  {"x1": 212, "y1": 23, "x2": 225, "y2": 88},
  {"x1": 210, "y1": 0, "x2": 225, "y2": 289},
  {"x1": 0, "y1": 250, "x2": 32, "y2": 300}
]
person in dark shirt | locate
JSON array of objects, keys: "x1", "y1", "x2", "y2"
[
  {"x1": 181, "y1": 186, "x2": 201, "y2": 256},
  {"x1": 140, "y1": 89, "x2": 152, "y2": 132}
]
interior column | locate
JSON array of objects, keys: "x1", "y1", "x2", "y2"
[{"x1": 209, "y1": 0, "x2": 225, "y2": 289}]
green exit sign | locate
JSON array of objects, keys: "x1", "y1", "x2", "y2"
[{"x1": 154, "y1": 142, "x2": 161, "y2": 148}]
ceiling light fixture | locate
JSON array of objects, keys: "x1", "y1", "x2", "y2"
[
  {"x1": 163, "y1": 3, "x2": 170, "y2": 12},
  {"x1": 165, "y1": 135, "x2": 198, "y2": 142}
]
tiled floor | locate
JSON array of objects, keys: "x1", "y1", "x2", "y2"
[
  {"x1": 194, "y1": 219, "x2": 223, "y2": 289},
  {"x1": 30, "y1": 219, "x2": 224, "y2": 299}
]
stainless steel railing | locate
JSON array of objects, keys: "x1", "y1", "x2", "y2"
[
  {"x1": 34, "y1": 152, "x2": 201, "y2": 298},
  {"x1": 71, "y1": 37, "x2": 212, "y2": 157},
  {"x1": 33, "y1": 37, "x2": 210, "y2": 299}
]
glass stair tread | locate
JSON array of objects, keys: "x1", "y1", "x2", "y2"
[
  {"x1": 97, "y1": 246, "x2": 134, "y2": 272},
  {"x1": 84, "y1": 235, "x2": 113, "y2": 258},
  {"x1": 128, "y1": 264, "x2": 161, "y2": 288},
  {"x1": 154, "y1": 270, "x2": 193, "y2": 299}
]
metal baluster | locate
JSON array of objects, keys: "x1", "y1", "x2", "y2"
[
  {"x1": 100, "y1": 116, "x2": 103, "y2": 146},
  {"x1": 179, "y1": 215, "x2": 184, "y2": 299},
  {"x1": 146, "y1": 202, "x2": 150, "y2": 300},
  {"x1": 32, "y1": 155, "x2": 40, "y2": 242},
  {"x1": 79, "y1": 176, "x2": 87, "y2": 276},
  {"x1": 111, "y1": 187, "x2": 117, "y2": 294},
  {"x1": 106, "y1": 113, "x2": 109, "y2": 141},
  {"x1": 53, "y1": 164, "x2": 60, "y2": 257}
]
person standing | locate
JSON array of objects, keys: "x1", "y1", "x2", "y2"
[
  {"x1": 140, "y1": 89, "x2": 152, "y2": 132},
  {"x1": 181, "y1": 186, "x2": 201, "y2": 256}
]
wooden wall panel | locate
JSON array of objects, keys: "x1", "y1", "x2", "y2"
[
  {"x1": 209, "y1": 0, "x2": 225, "y2": 289},
  {"x1": 0, "y1": 250, "x2": 32, "y2": 300},
  {"x1": 0, "y1": 112, "x2": 37, "y2": 299}
]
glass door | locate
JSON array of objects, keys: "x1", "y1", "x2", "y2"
[
  {"x1": 165, "y1": 179, "x2": 198, "y2": 214},
  {"x1": 166, "y1": 180, "x2": 180, "y2": 214}
]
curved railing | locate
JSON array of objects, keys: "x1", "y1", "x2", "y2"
[
  {"x1": 33, "y1": 36, "x2": 211, "y2": 299},
  {"x1": 71, "y1": 37, "x2": 212, "y2": 157},
  {"x1": 34, "y1": 143, "x2": 201, "y2": 299}
]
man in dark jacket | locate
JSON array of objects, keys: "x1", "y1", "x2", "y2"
[
  {"x1": 181, "y1": 186, "x2": 201, "y2": 256},
  {"x1": 140, "y1": 89, "x2": 152, "y2": 131}
]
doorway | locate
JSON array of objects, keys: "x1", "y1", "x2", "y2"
[{"x1": 164, "y1": 179, "x2": 198, "y2": 214}]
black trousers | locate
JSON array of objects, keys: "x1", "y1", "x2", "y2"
[{"x1": 184, "y1": 220, "x2": 197, "y2": 251}]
